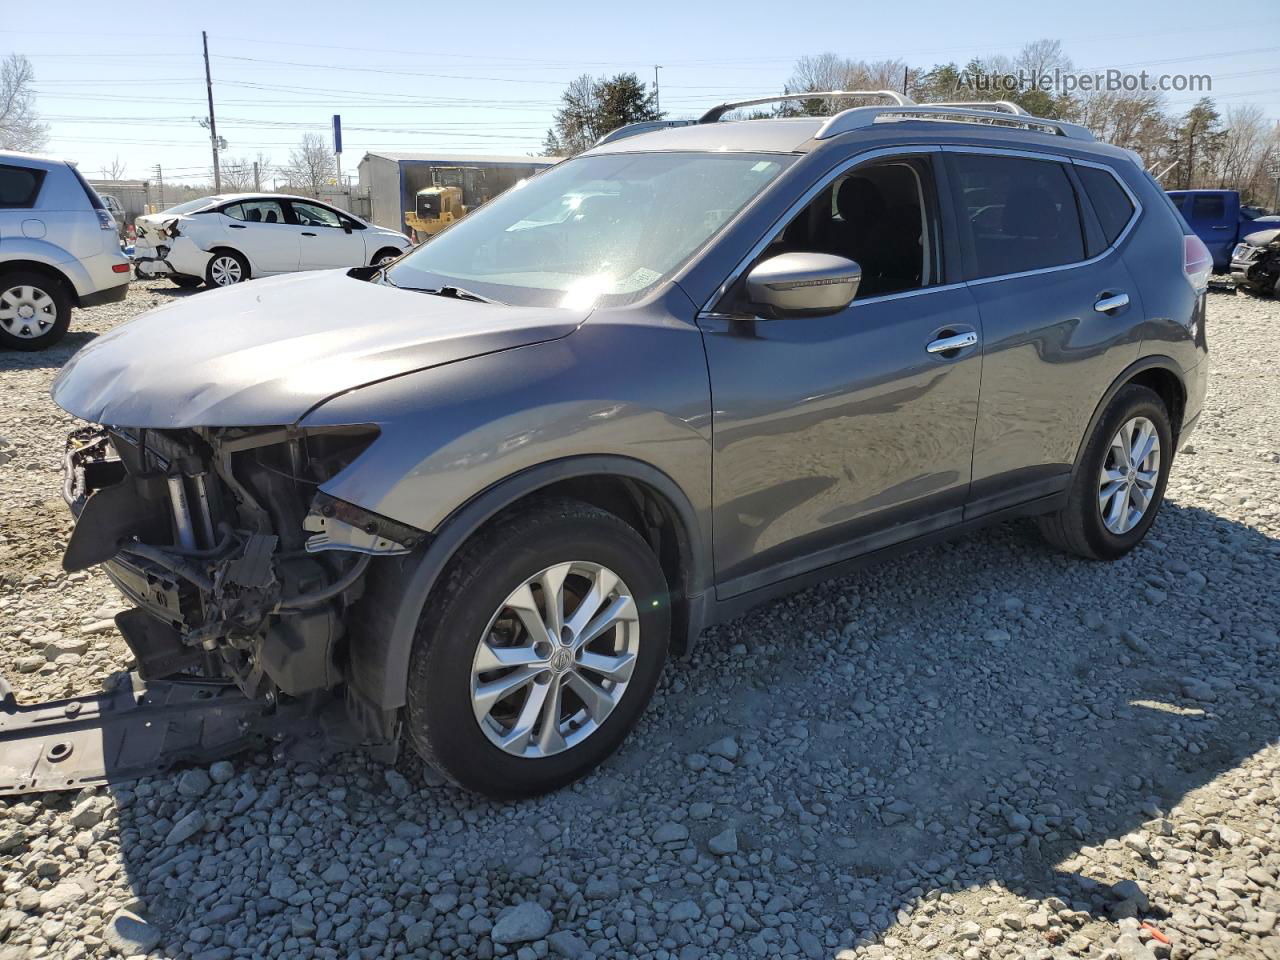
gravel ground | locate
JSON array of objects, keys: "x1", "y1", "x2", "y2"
[{"x1": 1, "y1": 281, "x2": 1279, "y2": 960}]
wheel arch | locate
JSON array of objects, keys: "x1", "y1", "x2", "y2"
[
  {"x1": 0, "y1": 258, "x2": 80, "y2": 306},
  {"x1": 1073, "y1": 355, "x2": 1187, "y2": 480},
  {"x1": 370, "y1": 245, "x2": 403, "y2": 265},
  {"x1": 345, "y1": 455, "x2": 710, "y2": 712}
]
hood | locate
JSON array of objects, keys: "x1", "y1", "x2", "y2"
[
  {"x1": 1241, "y1": 226, "x2": 1280, "y2": 248},
  {"x1": 52, "y1": 271, "x2": 586, "y2": 428}
]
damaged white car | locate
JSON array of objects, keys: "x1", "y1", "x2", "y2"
[{"x1": 133, "y1": 194, "x2": 412, "y2": 289}]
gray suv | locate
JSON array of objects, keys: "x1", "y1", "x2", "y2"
[
  {"x1": 51, "y1": 95, "x2": 1210, "y2": 797},
  {"x1": 1, "y1": 151, "x2": 131, "y2": 350}
]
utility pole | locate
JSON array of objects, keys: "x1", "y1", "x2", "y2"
[
  {"x1": 152, "y1": 163, "x2": 164, "y2": 210},
  {"x1": 202, "y1": 30, "x2": 221, "y2": 192},
  {"x1": 252, "y1": 161, "x2": 260, "y2": 192},
  {"x1": 902, "y1": 65, "x2": 909, "y2": 96},
  {"x1": 654, "y1": 65, "x2": 661, "y2": 114}
]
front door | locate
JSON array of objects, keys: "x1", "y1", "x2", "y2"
[
  {"x1": 288, "y1": 200, "x2": 368, "y2": 270},
  {"x1": 698, "y1": 152, "x2": 983, "y2": 598}
]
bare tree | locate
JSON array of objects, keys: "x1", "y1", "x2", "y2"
[
  {"x1": 0, "y1": 54, "x2": 49, "y2": 152},
  {"x1": 101, "y1": 156, "x2": 127, "y2": 180},
  {"x1": 282, "y1": 134, "x2": 335, "y2": 198},
  {"x1": 782, "y1": 54, "x2": 908, "y2": 114},
  {"x1": 218, "y1": 153, "x2": 273, "y2": 192}
]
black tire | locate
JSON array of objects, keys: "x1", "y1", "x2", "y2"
[
  {"x1": 170, "y1": 276, "x2": 203, "y2": 290},
  {"x1": 0, "y1": 270, "x2": 72, "y2": 351},
  {"x1": 204, "y1": 249, "x2": 249, "y2": 287},
  {"x1": 405, "y1": 498, "x2": 670, "y2": 798},
  {"x1": 371, "y1": 247, "x2": 403, "y2": 266},
  {"x1": 1038, "y1": 384, "x2": 1173, "y2": 560}
]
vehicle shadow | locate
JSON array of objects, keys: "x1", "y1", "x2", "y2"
[
  {"x1": 0, "y1": 330, "x2": 99, "y2": 370},
  {"x1": 94, "y1": 500, "x2": 1278, "y2": 959}
]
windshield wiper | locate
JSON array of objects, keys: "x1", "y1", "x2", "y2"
[{"x1": 416, "y1": 284, "x2": 504, "y2": 305}]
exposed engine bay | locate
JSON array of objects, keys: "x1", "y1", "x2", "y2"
[
  {"x1": 1231, "y1": 228, "x2": 1280, "y2": 297},
  {"x1": 61, "y1": 424, "x2": 425, "y2": 707}
]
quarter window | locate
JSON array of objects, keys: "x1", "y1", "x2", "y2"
[
  {"x1": 0, "y1": 164, "x2": 45, "y2": 208},
  {"x1": 1077, "y1": 165, "x2": 1136, "y2": 247},
  {"x1": 949, "y1": 153, "x2": 1085, "y2": 279},
  {"x1": 292, "y1": 202, "x2": 342, "y2": 228},
  {"x1": 223, "y1": 199, "x2": 286, "y2": 224}
]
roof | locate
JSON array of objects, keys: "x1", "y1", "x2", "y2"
[
  {"x1": 361, "y1": 151, "x2": 560, "y2": 166},
  {"x1": 589, "y1": 119, "x2": 824, "y2": 155}
]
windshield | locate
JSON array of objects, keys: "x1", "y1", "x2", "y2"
[
  {"x1": 386, "y1": 152, "x2": 793, "y2": 308},
  {"x1": 161, "y1": 196, "x2": 223, "y2": 216}
]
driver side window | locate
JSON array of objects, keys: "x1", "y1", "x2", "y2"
[{"x1": 764, "y1": 157, "x2": 940, "y2": 299}]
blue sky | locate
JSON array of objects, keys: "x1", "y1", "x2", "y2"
[{"x1": 4, "y1": 0, "x2": 1278, "y2": 186}]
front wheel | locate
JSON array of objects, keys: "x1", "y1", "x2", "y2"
[
  {"x1": 405, "y1": 499, "x2": 670, "y2": 798},
  {"x1": 1038, "y1": 384, "x2": 1173, "y2": 560}
]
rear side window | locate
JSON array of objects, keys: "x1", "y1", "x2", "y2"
[
  {"x1": 0, "y1": 164, "x2": 46, "y2": 208},
  {"x1": 949, "y1": 153, "x2": 1086, "y2": 279},
  {"x1": 1077, "y1": 165, "x2": 1136, "y2": 246},
  {"x1": 1191, "y1": 194, "x2": 1224, "y2": 220},
  {"x1": 223, "y1": 199, "x2": 286, "y2": 223}
]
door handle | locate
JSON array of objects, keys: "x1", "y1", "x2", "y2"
[
  {"x1": 228, "y1": 223, "x2": 246, "y2": 229},
  {"x1": 1210, "y1": 225, "x2": 1230, "y2": 230},
  {"x1": 926, "y1": 331, "x2": 978, "y2": 354},
  {"x1": 1094, "y1": 292, "x2": 1130, "y2": 313},
  {"x1": 301, "y1": 231, "x2": 316, "y2": 237}
]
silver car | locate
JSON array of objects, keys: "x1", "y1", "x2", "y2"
[
  {"x1": 0, "y1": 151, "x2": 131, "y2": 350},
  {"x1": 50, "y1": 95, "x2": 1209, "y2": 797}
]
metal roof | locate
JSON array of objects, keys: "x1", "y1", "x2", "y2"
[{"x1": 361, "y1": 151, "x2": 560, "y2": 166}]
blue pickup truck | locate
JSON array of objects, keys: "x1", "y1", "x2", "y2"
[{"x1": 1166, "y1": 188, "x2": 1278, "y2": 271}]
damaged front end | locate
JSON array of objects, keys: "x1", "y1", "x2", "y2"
[{"x1": 61, "y1": 423, "x2": 424, "y2": 716}]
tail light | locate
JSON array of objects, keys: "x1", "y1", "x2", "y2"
[{"x1": 1184, "y1": 235, "x2": 1212, "y2": 293}]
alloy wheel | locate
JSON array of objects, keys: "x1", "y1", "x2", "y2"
[
  {"x1": 0, "y1": 285, "x2": 56, "y2": 339},
  {"x1": 470, "y1": 561, "x2": 640, "y2": 759},
  {"x1": 209, "y1": 256, "x2": 243, "y2": 286},
  {"x1": 1098, "y1": 415, "x2": 1161, "y2": 534}
]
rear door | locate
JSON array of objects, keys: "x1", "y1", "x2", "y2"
[
  {"x1": 944, "y1": 149, "x2": 1141, "y2": 516},
  {"x1": 218, "y1": 199, "x2": 299, "y2": 274},
  {"x1": 287, "y1": 200, "x2": 367, "y2": 269}
]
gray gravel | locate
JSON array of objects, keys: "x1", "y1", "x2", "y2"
[{"x1": 2, "y1": 282, "x2": 1279, "y2": 960}]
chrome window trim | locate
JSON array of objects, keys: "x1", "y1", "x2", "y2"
[
  {"x1": 940, "y1": 146, "x2": 1144, "y2": 286},
  {"x1": 698, "y1": 144, "x2": 941, "y2": 314}
]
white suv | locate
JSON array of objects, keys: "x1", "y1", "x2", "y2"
[{"x1": 0, "y1": 151, "x2": 131, "y2": 350}]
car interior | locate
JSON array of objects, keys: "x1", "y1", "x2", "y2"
[{"x1": 765, "y1": 160, "x2": 934, "y2": 299}]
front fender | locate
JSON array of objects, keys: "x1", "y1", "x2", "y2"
[{"x1": 301, "y1": 306, "x2": 712, "y2": 537}]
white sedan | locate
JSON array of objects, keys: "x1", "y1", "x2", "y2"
[{"x1": 133, "y1": 194, "x2": 413, "y2": 288}]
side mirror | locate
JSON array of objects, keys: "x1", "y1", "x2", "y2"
[
  {"x1": 342, "y1": 222, "x2": 353, "y2": 234},
  {"x1": 744, "y1": 252, "x2": 861, "y2": 318}
]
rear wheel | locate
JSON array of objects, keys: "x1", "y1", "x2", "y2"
[
  {"x1": 405, "y1": 499, "x2": 670, "y2": 798},
  {"x1": 1038, "y1": 384, "x2": 1173, "y2": 560},
  {"x1": 0, "y1": 271, "x2": 72, "y2": 351},
  {"x1": 205, "y1": 250, "x2": 249, "y2": 287}
]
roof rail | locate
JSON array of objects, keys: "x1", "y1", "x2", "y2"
[
  {"x1": 594, "y1": 118, "x2": 696, "y2": 147},
  {"x1": 815, "y1": 105, "x2": 1096, "y2": 141},
  {"x1": 927, "y1": 100, "x2": 1028, "y2": 116},
  {"x1": 699, "y1": 90, "x2": 912, "y2": 123}
]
